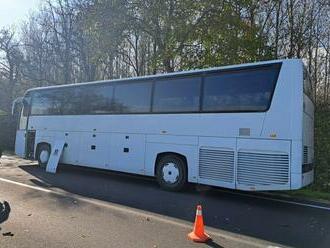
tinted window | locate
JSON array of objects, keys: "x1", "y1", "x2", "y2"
[
  {"x1": 31, "y1": 90, "x2": 62, "y2": 115},
  {"x1": 153, "y1": 77, "x2": 201, "y2": 112},
  {"x1": 303, "y1": 68, "x2": 313, "y2": 101},
  {"x1": 22, "y1": 94, "x2": 32, "y2": 116},
  {"x1": 202, "y1": 65, "x2": 280, "y2": 112},
  {"x1": 61, "y1": 87, "x2": 82, "y2": 115},
  {"x1": 82, "y1": 84, "x2": 114, "y2": 114},
  {"x1": 113, "y1": 82, "x2": 152, "y2": 113}
]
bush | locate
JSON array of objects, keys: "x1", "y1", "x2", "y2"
[
  {"x1": 0, "y1": 115, "x2": 16, "y2": 152},
  {"x1": 312, "y1": 110, "x2": 330, "y2": 192}
]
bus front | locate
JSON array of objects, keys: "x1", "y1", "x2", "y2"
[{"x1": 12, "y1": 93, "x2": 32, "y2": 159}]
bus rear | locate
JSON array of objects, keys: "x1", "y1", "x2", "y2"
[{"x1": 301, "y1": 68, "x2": 314, "y2": 187}]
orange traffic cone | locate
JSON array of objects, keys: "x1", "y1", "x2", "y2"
[{"x1": 188, "y1": 205, "x2": 211, "y2": 242}]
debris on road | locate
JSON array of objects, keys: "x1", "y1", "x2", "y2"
[{"x1": 3, "y1": 231, "x2": 14, "y2": 237}]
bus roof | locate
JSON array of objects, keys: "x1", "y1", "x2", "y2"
[{"x1": 25, "y1": 58, "x2": 301, "y2": 95}]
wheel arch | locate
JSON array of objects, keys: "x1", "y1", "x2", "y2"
[
  {"x1": 35, "y1": 142, "x2": 51, "y2": 158},
  {"x1": 154, "y1": 152, "x2": 188, "y2": 177}
]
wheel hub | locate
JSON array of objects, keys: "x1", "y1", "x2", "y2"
[
  {"x1": 39, "y1": 150, "x2": 50, "y2": 164},
  {"x1": 162, "y1": 162, "x2": 179, "y2": 184}
]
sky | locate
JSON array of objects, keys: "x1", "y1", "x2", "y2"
[{"x1": 0, "y1": 0, "x2": 41, "y2": 29}]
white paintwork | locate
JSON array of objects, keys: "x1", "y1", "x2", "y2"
[
  {"x1": 302, "y1": 169, "x2": 314, "y2": 187},
  {"x1": 46, "y1": 140, "x2": 65, "y2": 173},
  {"x1": 110, "y1": 133, "x2": 146, "y2": 174},
  {"x1": 15, "y1": 130, "x2": 25, "y2": 157},
  {"x1": 15, "y1": 106, "x2": 28, "y2": 158},
  {"x1": 236, "y1": 138, "x2": 291, "y2": 191},
  {"x1": 40, "y1": 150, "x2": 50, "y2": 164},
  {"x1": 198, "y1": 137, "x2": 236, "y2": 189},
  {"x1": 301, "y1": 90, "x2": 315, "y2": 188},
  {"x1": 14, "y1": 59, "x2": 314, "y2": 191}
]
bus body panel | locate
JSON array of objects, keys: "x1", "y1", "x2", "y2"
[
  {"x1": 110, "y1": 133, "x2": 146, "y2": 174},
  {"x1": 236, "y1": 138, "x2": 291, "y2": 191},
  {"x1": 15, "y1": 105, "x2": 29, "y2": 158},
  {"x1": 261, "y1": 60, "x2": 302, "y2": 141},
  {"x1": 197, "y1": 137, "x2": 236, "y2": 189},
  {"x1": 27, "y1": 114, "x2": 266, "y2": 139},
  {"x1": 302, "y1": 170, "x2": 314, "y2": 187},
  {"x1": 79, "y1": 132, "x2": 111, "y2": 169},
  {"x1": 290, "y1": 140, "x2": 303, "y2": 189},
  {"x1": 145, "y1": 141, "x2": 199, "y2": 183},
  {"x1": 15, "y1": 130, "x2": 26, "y2": 157},
  {"x1": 302, "y1": 94, "x2": 314, "y2": 187},
  {"x1": 62, "y1": 132, "x2": 82, "y2": 165}
]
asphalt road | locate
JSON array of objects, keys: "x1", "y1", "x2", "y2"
[{"x1": 0, "y1": 155, "x2": 329, "y2": 248}]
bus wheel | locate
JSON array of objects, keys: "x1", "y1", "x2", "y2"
[
  {"x1": 36, "y1": 144, "x2": 51, "y2": 167},
  {"x1": 156, "y1": 154, "x2": 187, "y2": 191}
]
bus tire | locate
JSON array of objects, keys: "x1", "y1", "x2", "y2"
[
  {"x1": 156, "y1": 154, "x2": 187, "y2": 191},
  {"x1": 36, "y1": 143, "x2": 51, "y2": 167}
]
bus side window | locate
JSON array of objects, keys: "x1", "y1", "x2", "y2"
[
  {"x1": 152, "y1": 77, "x2": 201, "y2": 113},
  {"x1": 303, "y1": 67, "x2": 313, "y2": 102},
  {"x1": 202, "y1": 65, "x2": 280, "y2": 112},
  {"x1": 30, "y1": 90, "x2": 62, "y2": 115},
  {"x1": 82, "y1": 85, "x2": 114, "y2": 114},
  {"x1": 113, "y1": 82, "x2": 152, "y2": 113}
]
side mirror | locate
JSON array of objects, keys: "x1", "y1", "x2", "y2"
[{"x1": 11, "y1": 97, "x2": 23, "y2": 116}]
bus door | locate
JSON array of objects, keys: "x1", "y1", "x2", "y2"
[
  {"x1": 14, "y1": 102, "x2": 27, "y2": 157},
  {"x1": 13, "y1": 97, "x2": 32, "y2": 158}
]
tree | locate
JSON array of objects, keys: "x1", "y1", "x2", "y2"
[{"x1": 0, "y1": 28, "x2": 23, "y2": 110}]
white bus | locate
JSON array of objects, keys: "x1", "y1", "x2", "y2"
[{"x1": 12, "y1": 59, "x2": 314, "y2": 191}]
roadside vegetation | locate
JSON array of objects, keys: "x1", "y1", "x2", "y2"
[
  {"x1": 279, "y1": 110, "x2": 330, "y2": 202},
  {"x1": 0, "y1": 1, "x2": 329, "y2": 200},
  {"x1": 314, "y1": 110, "x2": 330, "y2": 193}
]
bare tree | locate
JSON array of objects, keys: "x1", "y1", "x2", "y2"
[{"x1": 0, "y1": 28, "x2": 23, "y2": 110}]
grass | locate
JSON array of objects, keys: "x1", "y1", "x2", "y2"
[{"x1": 279, "y1": 187, "x2": 330, "y2": 203}]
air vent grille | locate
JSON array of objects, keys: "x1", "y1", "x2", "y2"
[
  {"x1": 199, "y1": 148, "x2": 234, "y2": 183},
  {"x1": 237, "y1": 152, "x2": 289, "y2": 186},
  {"x1": 303, "y1": 146, "x2": 308, "y2": 164}
]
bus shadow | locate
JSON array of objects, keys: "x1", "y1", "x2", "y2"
[{"x1": 18, "y1": 163, "x2": 328, "y2": 248}]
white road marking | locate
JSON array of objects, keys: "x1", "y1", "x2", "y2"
[
  {"x1": 0, "y1": 176, "x2": 276, "y2": 248},
  {"x1": 0, "y1": 177, "x2": 51, "y2": 193},
  {"x1": 215, "y1": 189, "x2": 330, "y2": 211}
]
